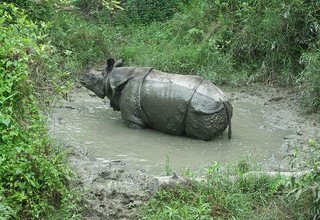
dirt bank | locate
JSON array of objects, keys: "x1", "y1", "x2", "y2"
[
  {"x1": 49, "y1": 83, "x2": 319, "y2": 219},
  {"x1": 68, "y1": 147, "x2": 158, "y2": 219}
]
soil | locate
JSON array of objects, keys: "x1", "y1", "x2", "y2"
[
  {"x1": 51, "y1": 83, "x2": 320, "y2": 220},
  {"x1": 68, "y1": 147, "x2": 158, "y2": 220}
]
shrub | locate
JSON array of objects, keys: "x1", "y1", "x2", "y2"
[
  {"x1": 2, "y1": 0, "x2": 69, "y2": 21},
  {"x1": 299, "y1": 49, "x2": 320, "y2": 113},
  {"x1": 128, "y1": 0, "x2": 180, "y2": 23},
  {"x1": 112, "y1": 0, "x2": 189, "y2": 24},
  {"x1": 202, "y1": 0, "x2": 320, "y2": 83},
  {"x1": 73, "y1": 0, "x2": 122, "y2": 21},
  {"x1": 49, "y1": 11, "x2": 114, "y2": 70},
  {"x1": 0, "y1": 3, "x2": 78, "y2": 219}
]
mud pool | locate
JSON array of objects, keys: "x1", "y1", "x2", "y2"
[{"x1": 48, "y1": 88, "x2": 292, "y2": 175}]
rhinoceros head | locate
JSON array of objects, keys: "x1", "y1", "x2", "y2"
[
  {"x1": 81, "y1": 58, "x2": 125, "y2": 109},
  {"x1": 81, "y1": 69, "x2": 106, "y2": 98}
]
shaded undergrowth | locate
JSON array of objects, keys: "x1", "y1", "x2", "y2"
[
  {"x1": 0, "y1": 2, "x2": 81, "y2": 219},
  {"x1": 140, "y1": 140, "x2": 320, "y2": 219}
]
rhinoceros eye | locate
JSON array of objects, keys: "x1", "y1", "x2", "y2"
[{"x1": 91, "y1": 75, "x2": 98, "y2": 81}]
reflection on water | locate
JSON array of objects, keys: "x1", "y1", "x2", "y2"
[{"x1": 49, "y1": 98, "x2": 290, "y2": 175}]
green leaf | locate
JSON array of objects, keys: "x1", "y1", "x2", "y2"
[
  {"x1": 15, "y1": 147, "x2": 23, "y2": 153},
  {"x1": 0, "y1": 118, "x2": 11, "y2": 127}
]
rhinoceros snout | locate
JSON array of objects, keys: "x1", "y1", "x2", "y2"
[
  {"x1": 79, "y1": 72, "x2": 106, "y2": 99},
  {"x1": 80, "y1": 72, "x2": 96, "y2": 88}
]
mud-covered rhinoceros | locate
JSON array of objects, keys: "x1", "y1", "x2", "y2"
[{"x1": 81, "y1": 58, "x2": 233, "y2": 140}]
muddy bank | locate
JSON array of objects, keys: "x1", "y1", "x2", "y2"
[
  {"x1": 228, "y1": 86, "x2": 319, "y2": 149},
  {"x1": 68, "y1": 147, "x2": 158, "y2": 219},
  {"x1": 48, "y1": 83, "x2": 319, "y2": 219},
  {"x1": 228, "y1": 85, "x2": 319, "y2": 170}
]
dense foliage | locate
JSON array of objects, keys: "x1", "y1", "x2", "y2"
[
  {"x1": 3, "y1": 0, "x2": 66, "y2": 21},
  {"x1": 0, "y1": 3, "x2": 78, "y2": 219},
  {"x1": 115, "y1": 0, "x2": 185, "y2": 24},
  {"x1": 140, "y1": 141, "x2": 320, "y2": 219},
  {"x1": 202, "y1": 0, "x2": 320, "y2": 111}
]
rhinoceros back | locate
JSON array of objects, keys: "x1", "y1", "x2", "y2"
[
  {"x1": 119, "y1": 69, "x2": 231, "y2": 140},
  {"x1": 140, "y1": 71, "x2": 202, "y2": 135}
]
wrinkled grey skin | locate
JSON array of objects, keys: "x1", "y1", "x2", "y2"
[{"x1": 81, "y1": 58, "x2": 233, "y2": 141}]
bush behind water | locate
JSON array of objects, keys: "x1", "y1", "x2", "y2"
[
  {"x1": 111, "y1": 0, "x2": 320, "y2": 112},
  {"x1": 122, "y1": 0, "x2": 180, "y2": 23},
  {"x1": 211, "y1": 0, "x2": 320, "y2": 111},
  {"x1": 2, "y1": 0, "x2": 69, "y2": 21},
  {"x1": 50, "y1": 11, "x2": 113, "y2": 70},
  {"x1": 300, "y1": 47, "x2": 320, "y2": 113},
  {"x1": 72, "y1": 0, "x2": 182, "y2": 24}
]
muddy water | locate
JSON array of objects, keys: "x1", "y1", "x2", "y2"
[{"x1": 49, "y1": 92, "x2": 290, "y2": 175}]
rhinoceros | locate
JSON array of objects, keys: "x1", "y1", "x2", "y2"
[{"x1": 81, "y1": 58, "x2": 233, "y2": 141}]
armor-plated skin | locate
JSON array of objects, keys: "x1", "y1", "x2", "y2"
[{"x1": 81, "y1": 58, "x2": 233, "y2": 141}]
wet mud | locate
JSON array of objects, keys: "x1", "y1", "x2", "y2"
[
  {"x1": 48, "y1": 83, "x2": 319, "y2": 219},
  {"x1": 68, "y1": 147, "x2": 158, "y2": 220}
]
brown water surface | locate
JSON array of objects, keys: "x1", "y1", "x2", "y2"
[{"x1": 49, "y1": 94, "x2": 290, "y2": 175}]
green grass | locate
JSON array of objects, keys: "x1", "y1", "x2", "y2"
[
  {"x1": 49, "y1": 14, "x2": 235, "y2": 83},
  {"x1": 140, "y1": 166, "x2": 279, "y2": 219},
  {"x1": 140, "y1": 156, "x2": 320, "y2": 220}
]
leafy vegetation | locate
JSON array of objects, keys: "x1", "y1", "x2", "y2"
[
  {"x1": 113, "y1": 0, "x2": 186, "y2": 24},
  {"x1": 50, "y1": 11, "x2": 113, "y2": 70},
  {"x1": 0, "y1": 2, "x2": 79, "y2": 219},
  {"x1": 140, "y1": 140, "x2": 320, "y2": 219},
  {"x1": 3, "y1": 0, "x2": 67, "y2": 21}
]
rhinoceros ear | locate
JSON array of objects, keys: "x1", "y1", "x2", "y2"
[
  {"x1": 106, "y1": 58, "x2": 115, "y2": 72},
  {"x1": 114, "y1": 58, "x2": 124, "y2": 67}
]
